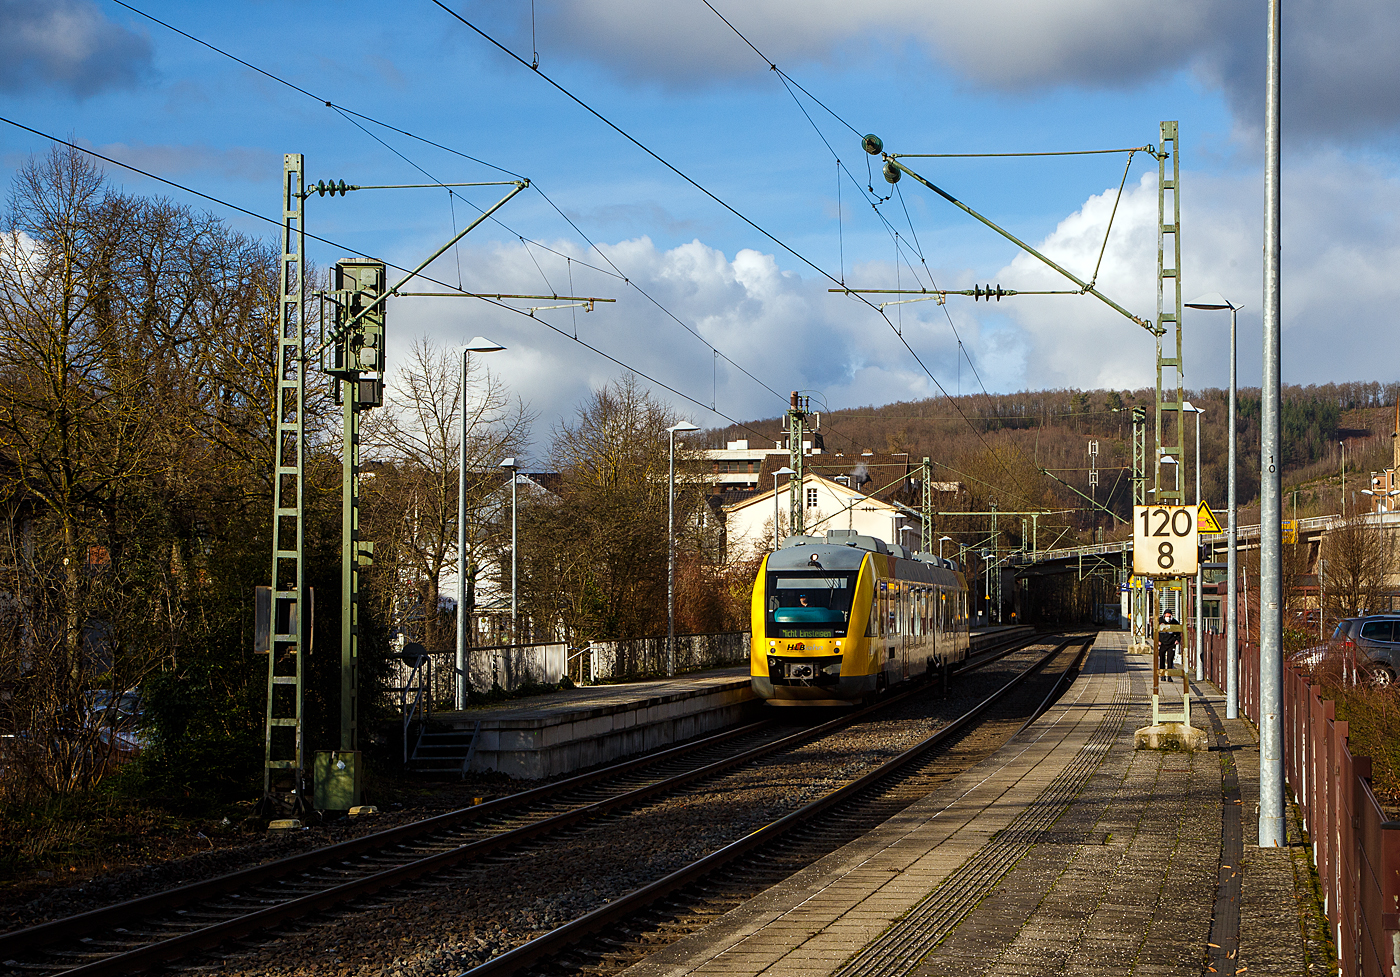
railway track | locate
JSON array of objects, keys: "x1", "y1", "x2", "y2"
[
  {"x1": 0, "y1": 627, "x2": 1050, "y2": 977},
  {"x1": 464, "y1": 632, "x2": 1094, "y2": 977}
]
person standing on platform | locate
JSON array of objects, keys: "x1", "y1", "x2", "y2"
[{"x1": 1158, "y1": 609, "x2": 1180, "y2": 680}]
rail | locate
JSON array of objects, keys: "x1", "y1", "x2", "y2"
[
  {"x1": 0, "y1": 630, "x2": 1052, "y2": 975},
  {"x1": 461, "y1": 631, "x2": 1089, "y2": 976},
  {"x1": 1201, "y1": 633, "x2": 1400, "y2": 977}
]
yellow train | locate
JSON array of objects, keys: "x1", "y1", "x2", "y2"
[{"x1": 750, "y1": 530, "x2": 970, "y2": 706}]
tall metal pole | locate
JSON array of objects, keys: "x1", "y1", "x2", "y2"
[
  {"x1": 454, "y1": 340, "x2": 507, "y2": 708},
  {"x1": 990, "y1": 500, "x2": 999, "y2": 624},
  {"x1": 1194, "y1": 408, "x2": 1204, "y2": 681},
  {"x1": 668, "y1": 429, "x2": 677, "y2": 678},
  {"x1": 1259, "y1": 0, "x2": 1285, "y2": 848},
  {"x1": 510, "y1": 471, "x2": 518, "y2": 644},
  {"x1": 1228, "y1": 306, "x2": 1239, "y2": 719},
  {"x1": 457, "y1": 352, "x2": 469, "y2": 709},
  {"x1": 774, "y1": 473, "x2": 781, "y2": 551}
]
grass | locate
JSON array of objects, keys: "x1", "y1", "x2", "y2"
[{"x1": 1308, "y1": 659, "x2": 1400, "y2": 809}]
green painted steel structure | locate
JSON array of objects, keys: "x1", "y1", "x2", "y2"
[{"x1": 264, "y1": 154, "x2": 309, "y2": 808}]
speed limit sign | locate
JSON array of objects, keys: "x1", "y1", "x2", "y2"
[{"x1": 1132, "y1": 505, "x2": 1199, "y2": 577}]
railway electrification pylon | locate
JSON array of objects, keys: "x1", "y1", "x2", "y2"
[
  {"x1": 830, "y1": 123, "x2": 1193, "y2": 706},
  {"x1": 261, "y1": 161, "x2": 613, "y2": 814}
]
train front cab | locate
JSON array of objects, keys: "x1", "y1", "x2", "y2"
[{"x1": 750, "y1": 543, "x2": 873, "y2": 706}]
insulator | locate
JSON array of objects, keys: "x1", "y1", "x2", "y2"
[
  {"x1": 882, "y1": 160, "x2": 901, "y2": 185},
  {"x1": 316, "y1": 180, "x2": 328, "y2": 196},
  {"x1": 996, "y1": 284, "x2": 1004, "y2": 301},
  {"x1": 337, "y1": 180, "x2": 349, "y2": 196},
  {"x1": 862, "y1": 133, "x2": 884, "y2": 156}
]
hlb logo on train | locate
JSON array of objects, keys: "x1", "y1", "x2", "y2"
[{"x1": 1131, "y1": 505, "x2": 1199, "y2": 577}]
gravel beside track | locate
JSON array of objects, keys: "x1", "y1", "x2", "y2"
[
  {"x1": 0, "y1": 630, "x2": 1072, "y2": 977},
  {"x1": 201, "y1": 635, "x2": 1081, "y2": 977}
]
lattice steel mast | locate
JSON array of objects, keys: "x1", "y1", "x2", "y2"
[{"x1": 263, "y1": 154, "x2": 309, "y2": 811}]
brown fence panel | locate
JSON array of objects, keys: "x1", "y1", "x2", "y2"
[{"x1": 1200, "y1": 632, "x2": 1400, "y2": 975}]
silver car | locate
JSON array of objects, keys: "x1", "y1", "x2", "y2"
[{"x1": 1351, "y1": 616, "x2": 1400, "y2": 685}]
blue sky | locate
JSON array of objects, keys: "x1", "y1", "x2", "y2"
[{"x1": 3, "y1": 0, "x2": 1398, "y2": 457}]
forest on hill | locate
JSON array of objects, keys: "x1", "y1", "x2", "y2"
[{"x1": 710, "y1": 380, "x2": 1400, "y2": 550}]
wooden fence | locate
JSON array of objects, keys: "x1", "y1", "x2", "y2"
[{"x1": 1202, "y1": 633, "x2": 1400, "y2": 976}]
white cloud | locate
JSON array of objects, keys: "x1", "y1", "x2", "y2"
[
  {"x1": 383, "y1": 233, "x2": 969, "y2": 455},
  {"x1": 993, "y1": 154, "x2": 1400, "y2": 395},
  {"x1": 382, "y1": 149, "x2": 1400, "y2": 457}
]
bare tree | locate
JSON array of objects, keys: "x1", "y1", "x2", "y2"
[
  {"x1": 513, "y1": 374, "x2": 707, "y2": 646},
  {"x1": 361, "y1": 338, "x2": 530, "y2": 652},
  {"x1": 1322, "y1": 515, "x2": 1393, "y2": 618}
]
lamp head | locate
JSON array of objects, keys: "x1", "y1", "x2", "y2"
[
  {"x1": 667, "y1": 421, "x2": 700, "y2": 434},
  {"x1": 464, "y1": 336, "x2": 507, "y2": 353},
  {"x1": 1185, "y1": 292, "x2": 1238, "y2": 311},
  {"x1": 774, "y1": 466, "x2": 796, "y2": 476},
  {"x1": 499, "y1": 456, "x2": 517, "y2": 470}
]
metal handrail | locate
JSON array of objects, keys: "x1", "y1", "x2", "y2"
[
  {"x1": 400, "y1": 656, "x2": 431, "y2": 764},
  {"x1": 1022, "y1": 511, "x2": 1352, "y2": 565}
]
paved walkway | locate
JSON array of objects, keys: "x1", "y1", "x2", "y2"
[{"x1": 625, "y1": 631, "x2": 1331, "y2": 977}]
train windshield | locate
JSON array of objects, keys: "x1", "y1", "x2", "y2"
[{"x1": 765, "y1": 572, "x2": 857, "y2": 638}]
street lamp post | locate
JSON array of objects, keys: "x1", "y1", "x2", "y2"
[
  {"x1": 1341, "y1": 441, "x2": 1347, "y2": 516},
  {"x1": 455, "y1": 337, "x2": 505, "y2": 711},
  {"x1": 772, "y1": 466, "x2": 796, "y2": 551},
  {"x1": 1362, "y1": 488, "x2": 1400, "y2": 513},
  {"x1": 1187, "y1": 294, "x2": 1242, "y2": 718},
  {"x1": 499, "y1": 457, "x2": 519, "y2": 647},
  {"x1": 1259, "y1": 0, "x2": 1285, "y2": 847},
  {"x1": 939, "y1": 535, "x2": 953, "y2": 561},
  {"x1": 1183, "y1": 400, "x2": 1205, "y2": 682},
  {"x1": 667, "y1": 422, "x2": 700, "y2": 678}
]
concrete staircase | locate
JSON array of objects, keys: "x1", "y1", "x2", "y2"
[{"x1": 406, "y1": 720, "x2": 480, "y2": 779}]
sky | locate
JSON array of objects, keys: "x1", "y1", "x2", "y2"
[{"x1": 2, "y1": 0, "x2": 1398, "y2": 462}]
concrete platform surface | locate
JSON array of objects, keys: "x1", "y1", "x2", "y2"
[
  {"x1": 436, "y1": 666, "x2": 752, "y2": 725},
  {"x1": 623, "y1": 630, "x2": 1330, "y2": 977},
  {"x1": 430, "y1": 667, "x2": 756, "y2": 779}
]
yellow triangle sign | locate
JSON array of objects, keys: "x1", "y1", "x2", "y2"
[{"x1": 1197, "y1": 501, "x2": 1223, "y2": 534}]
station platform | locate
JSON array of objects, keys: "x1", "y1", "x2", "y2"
[
  {"x1": 623, "y1": 630, "x2": 1324, "y2": 977},
  {"x1": 431, "y1": 667, "x2": 756, "y2": 779},
  {"x1": 427, "y1": 628, "x2": 1033, "y2": 780}
]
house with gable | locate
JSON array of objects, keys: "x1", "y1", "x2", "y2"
[{"x1": 720, "y1": 451, "x2": 963, "y2": 562}]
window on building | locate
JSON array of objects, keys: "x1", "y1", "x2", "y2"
[{"x1": 806, "y1": 487, "x2": 818, "y2": 508}]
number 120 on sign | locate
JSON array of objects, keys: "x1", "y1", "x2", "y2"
[{"x1": 1132, "y1": 505, "x2": 1199, "y2": 577}]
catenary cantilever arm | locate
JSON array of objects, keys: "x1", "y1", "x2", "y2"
[{"x1": 886, "y1": 157, "x2": 1158, "y2": 337}]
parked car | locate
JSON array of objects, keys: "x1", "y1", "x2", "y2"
[
  {"x1": 83, "y1": 689, "x2": 147, "y2": 756},
  {"x1": 1350, "y1": 616, "x2": 1400, "y2": 686}
]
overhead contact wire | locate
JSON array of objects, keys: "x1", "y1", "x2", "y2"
[
  {"x1": 106, "y1": 0, "x2": 796, "y2": 420},
  {"x1": 0, "y1": 115, "x2": 784, "y2": 455}
]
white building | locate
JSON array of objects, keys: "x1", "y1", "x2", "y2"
[
  {"x1": 703, "y1": 438, "x2": 816, "y2": 493},
  {"x1": 722, "y1": 471, "x2": 925, "y2": 562}
]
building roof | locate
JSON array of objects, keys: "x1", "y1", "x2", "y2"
[{"x1": 746, "y1": 452, "x2": 963, "y2": 510}]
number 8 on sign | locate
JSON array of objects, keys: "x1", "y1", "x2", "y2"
[{"x1": 1133, "y1": 505, "x2": 1200, "y2": 577}]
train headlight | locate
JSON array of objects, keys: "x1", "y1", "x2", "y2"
[{"x1": 822, "y1": 663, "x2": 843, "y2": 676}]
